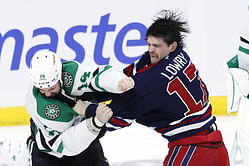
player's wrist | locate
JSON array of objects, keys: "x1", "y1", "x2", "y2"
[
  {"x1": 86, "y1": 117, "x2": 101, "y2": 135},
  {"x1": 92, "y1": 117, "x2": 105, "y2": 129}
]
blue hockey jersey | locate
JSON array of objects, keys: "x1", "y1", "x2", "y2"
[{"x1": 86, "y1": 48, "x2": 216, "y2": 142}]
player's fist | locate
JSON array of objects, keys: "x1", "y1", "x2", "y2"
[
  {"x1": 86, "y1": 103, "x2": 113, "y2": 134},
  {"x1": 118, "y1": 77, "x2": 135, "y2": 92},
  {"x1": 94, "y1": 103, "x2": 113, "y2": 127},
  {"x1": 72, "y1": 99, "x2": 88, "y2": 116}
]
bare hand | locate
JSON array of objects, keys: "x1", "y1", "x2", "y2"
[
  {"x1": 95, "y1": 103, "x2": 113, "y2": 125},
  {"x1": 118, "y1": 77, "x2": 135, "y2": 92},
  {"x1": 72, "y1": 99, "x2": 88, "y2": 116}
]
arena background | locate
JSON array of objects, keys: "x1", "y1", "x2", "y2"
[{"x1": 0, "y1": 0, "x2": 247, "y2": 126}]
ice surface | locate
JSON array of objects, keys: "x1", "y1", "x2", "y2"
[{"x1": 0, "y1": 116, "x2": 244, "y2": 166}]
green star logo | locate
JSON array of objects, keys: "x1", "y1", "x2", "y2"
[{"x1": 45, "y1": 104, "x2": 61, "y2": 119}]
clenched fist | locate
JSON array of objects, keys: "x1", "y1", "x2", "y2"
[
  {"x1": 118, "y1": 77, "x2": 135, "y2": 92},
  {"x1": 72, "y1": 99, "x2": 88, "y2": 116},
  {"x1": 86, "y1": 103, "x2": 113, "y2": 134},
  {"x1": 94, "y1": 103, "x2": 113, "y2": 128}
]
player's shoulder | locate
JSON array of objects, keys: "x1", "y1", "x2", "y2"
[
  {"x1": 62, "y1": 60, "x2": 80, "y2": 71},
  {"x1": 61, "y1": 60, "x2": 80, "y2": 90}
]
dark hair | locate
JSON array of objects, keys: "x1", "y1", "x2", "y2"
[{"x1": 146, "y1": 10, "x2": 190, "y2": 48}]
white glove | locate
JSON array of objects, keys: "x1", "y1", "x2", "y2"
[
  {"x1": 118, "y1": 77, "x2": 135, "y2": 92},
  {"x1": 72, "y1": 99, "x2": 89, "y2": 116}
]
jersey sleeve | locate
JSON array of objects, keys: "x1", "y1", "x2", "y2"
[
  {"x1": 63, "y1": 61, "x2": 130, "y2": 96},
  {"x1": 105, "y1": 116, "x2": 134, "y2": 131},
  {"x1": 35, "y1": 118, "x2": 98, "y2": 157},
  {"x1": 90, "y1": 65, "x2": 128, "y2": 93},
  {"x1": 85, "y1": 103, "x2": 135, "y2": 131}
]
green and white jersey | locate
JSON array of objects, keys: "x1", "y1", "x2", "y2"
[
  {"x1": 26, "y1": 87, "x2": 98, "y2": 157},
  {"x1": 25, "y1": 61, "x2": 128, "y2": 157},
  {"x1": 62, "y1": 61, "x2": 128, "y2": 96},
  {"x1": 226, "y1": 20, "x2": 249, "y2": 113},
  {"x1": 227, "y1": 20, "x2": 249, "y2": 71}
]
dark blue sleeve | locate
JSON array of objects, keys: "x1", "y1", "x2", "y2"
[{"x1": 85, "y1": 104, "x2": 98, "y2": 118}]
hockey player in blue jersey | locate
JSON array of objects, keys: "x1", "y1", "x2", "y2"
[{"x1": 80, "y1": 10, "x2": 230, "y2": 166}]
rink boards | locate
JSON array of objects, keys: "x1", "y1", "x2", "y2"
[{"x1": 0, "y1": 96, "x2": 237, "y2": 127}]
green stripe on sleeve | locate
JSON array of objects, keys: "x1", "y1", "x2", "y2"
[
  {"x1": 94, "y1": 65, "x2": 112, "y2": 92},
  {"x1": 239, "y1": 46, "x2": 249, "y2": 55}
]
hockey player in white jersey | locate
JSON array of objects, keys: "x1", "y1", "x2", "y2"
[
  {"x1": 226, "y1": 19, "x2": 249, "y2": 165},
  {"x1": 25, "y1": 50, "x2": 134, "y2": 166}
]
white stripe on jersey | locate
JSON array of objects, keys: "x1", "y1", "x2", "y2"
[{"x1": 163, "y1": 115, "x2": 214, "y2": 137}]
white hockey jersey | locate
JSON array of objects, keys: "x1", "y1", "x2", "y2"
[
  {"x1": 226, "y1": 19, "x2": 249, "y2": 166},
  {"x1": 226, "y1": 20, "x2": 249, "y2": 113},
  {"x1": 25, "y1": 61, "x2": 128, "y2": 157}
]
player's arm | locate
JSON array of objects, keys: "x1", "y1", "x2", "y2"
[
  {"x1": 89, "y1": 65, "x2": 135, "y2": 93},
  {"x1": 74, "y1": 64, "x2": 134, "y2": 94},
  {"x1": 73, "y1": 92, "x2": 136, "y2": 132},
  {"x1": 60, "y1": 103, "x2": 113, "y2": 156},
  {"x1": 73, "y1": 101, "x2": 134, "y2": 132}
]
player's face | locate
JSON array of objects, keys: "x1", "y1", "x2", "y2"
[
  {"x1": 39, "y1": 81, "x2": 61, "y2": 98},
  {"x1": 147, "y1": 36, "x2": 176, "y2": 64}
]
